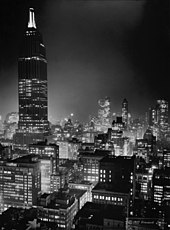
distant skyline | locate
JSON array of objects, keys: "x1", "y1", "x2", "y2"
[{"x1": 0, "y1": 0, "x2": 169, "y2": 122}]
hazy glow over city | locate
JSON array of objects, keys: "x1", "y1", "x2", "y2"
[
  {"x1": 0, "y1": 1, "x2": 169, "y2": 229},
  {"x1": 0, "y1": 0, "x2": 169, "y2": 122}
]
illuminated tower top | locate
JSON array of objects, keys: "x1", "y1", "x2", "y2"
[{"x1": 28, "y1": 8, "x2": 36, "y2": 28}]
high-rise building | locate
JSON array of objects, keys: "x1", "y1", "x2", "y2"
[
  {"x1": 122, "y1": 98, "x2": 128, "y2": 129},
  {"x1": 14, "y1": 8, "x2": 49, "y2": 149},
  {"x1": 156, "y1": 100, "x2": 168, "y2": 134},
  {"x1": 148, "y1": 107, "x2": 157, "y2": 127},
  {"x1": 95, "y1": 97, "x2": 111, "y2": 132},
  {"x1": 148, "y1": 100, "x2": 169, "y2": 139},
  {"x1": 29, "y1": 142, "x2": 59, "y2": 193},
  {"x1": 0, "y1": 154, "x2": 41, "y2": 213}
]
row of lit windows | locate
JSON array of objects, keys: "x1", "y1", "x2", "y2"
[
  {"x1": 84, "y1": 176, "x2": 98, "y2": 182},
  {"x1": 84, "y1": 169, "x2": 98, "y2": 173},
  {"x1": 93, "y1": 195, "x2": 123, "y2": 202}
]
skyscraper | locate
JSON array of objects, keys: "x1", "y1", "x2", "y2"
[
  {"x1": 96, "y1": 97, "x2": 111, "y2": 132},
  {"x1": 147, "y1": 100, "x2": 169, "y2": 140},
  {"x1": 122, "y1": 98, "x2": 128, "y2": 129},
  {"x1": 14, "y1": 8, "x2": 49, "y2": 149},
  {"x1": 156, "y1": 99, "x2": 168, "y2": 134}
]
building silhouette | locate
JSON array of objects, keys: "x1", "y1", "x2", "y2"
[{"x1": 14, "y1": 8, "x2": 49, "y2": 149}]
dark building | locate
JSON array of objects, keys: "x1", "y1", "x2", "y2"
[
  {"x1": 74, "y1": 202, "x2": 125, "y2": 230},
  {"x1": 148, "y1": 107, "x2": 157, "y2": 128},
  {"x1": 92, "y1": 156, "x2": 135, "y2": 216},
  {"x1": 153, "y1": 168, "x2": 170, "y2": 207},
  {"x1": 0, "y1": 207, "x2": 58, "y2": 230},
  {"x1": 14, "y1": 8, "x2": 49, "y2": 149},
  {"x1": 152, "y1": 168, "x2": 170, "y2": 228}
]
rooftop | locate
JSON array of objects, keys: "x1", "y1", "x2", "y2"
[
  {"x1": 100, "y1": 155, "x2": 134, "y2": 164},
  {"x1": 11, "y1": 154, "x2": 39, "y2": 164},
  {"x1": 38, "y1": 191, "x2": 76, "y2": 210},
  {"x1": 74, "y1": 202, "x2": 125, "y2": 224},
  {"x1": 69, "y1": 180, "x2": 93, "y2": 186},
  {"x1": 79, "y1": 149, "x2": 109, "y2": 158},
  {"x1": 93, "y1": 182, "x2": 130, "y2": 194}
]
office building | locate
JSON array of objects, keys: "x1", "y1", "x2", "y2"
[
  {"x1": 153, "y1": 168, "x2": 170, "y2": 228},
  {"x1": 92, "y1": 156, "x2": 135, "y2": 216},
  {"x1": 79, "y1": 150, "x2": 109, "y2": 184},
  {"x1": 29, "y1": 142, "x2": 59, "y2": 193},
  {"x1": 37, "y1": 191, "x2": 78, "y2": 230},
  {"x1": 50, "y1": 167, "x2": 69, "y2": 192},
  {"x1": 135, "y1": 168, "x2": 153, "y2": 201},
  {"x1": 153, "y1": 168, "x2": 170, "y2": 207},
  {"x1": 0, "y1": 154, "x2": 41, "y2": 213}
]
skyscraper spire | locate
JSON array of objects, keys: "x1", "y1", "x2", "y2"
[{"x1": 28, "y1": 8, "x2": 36, "y2": 28}]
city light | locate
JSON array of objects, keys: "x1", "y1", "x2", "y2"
[{"x1": 0, "y1": 2, "x2": 169, "y2": 230}]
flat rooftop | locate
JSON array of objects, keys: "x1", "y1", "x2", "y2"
[
  {"x1": 11, "y1": 154, "x2": 39, "y2": 164},
  {"x1": 93, "y1": 182, "x2": 130, "y2": 194}
]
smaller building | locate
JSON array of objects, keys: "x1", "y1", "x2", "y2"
[
  {"x1": 50, "y1": 167, "x2": 68, "y2": 192},
  {"x1": 0, "y1": 207, "x2": 58, "y2": 230},
  {"x1": 69, "y1": 188, "x2": 88, "y2": 210},
  {"x1": 29, "y1": 141, "x2": 59, "y2": 193},
  {"x1": 79, "y1": 150, "x2": 109, "y2": 184},
  {"x1": 126, "y1": 217, "x2": 161, "y2": 230},
  {"x1": 0, "y1": 154, "x2": 41, "y2": 213},
  {"x1": 37, "y1": 190, "x2": 78, "y2": 230},
  {"x1": 135, "y1": 167, "x2": 153, "y2": 200},
  {"x1": 69, "y1": 180, "x2": 94, "y2": 202}
]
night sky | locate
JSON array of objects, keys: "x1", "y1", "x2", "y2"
[{"x1": 0, "y1": 0, "x2": 169, "y2": 122}]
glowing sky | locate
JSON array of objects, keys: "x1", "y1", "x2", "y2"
[{"x1": 0, "y1": 0, "x2": 169, "y2": 122}]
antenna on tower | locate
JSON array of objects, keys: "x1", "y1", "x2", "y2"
[{"x1": 28, "y1": 8, "x2": 36, "y2": 28}]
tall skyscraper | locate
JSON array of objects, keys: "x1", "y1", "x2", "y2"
[
  {"x1": 156, "y1": 99, "x2": 168, "y2": 134},
  {"x1": 122, "y1": 98, "x2": 128, "y2": 128},
  {"x1": 96, "y1": 97, "x2": 111, "y2": 132},
  {"x1": 147, "y1": 100, "x2": 169, "y2": 140},
  {"x1": 14, "y1": 8, "x2": 49, "y2": 149}
]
